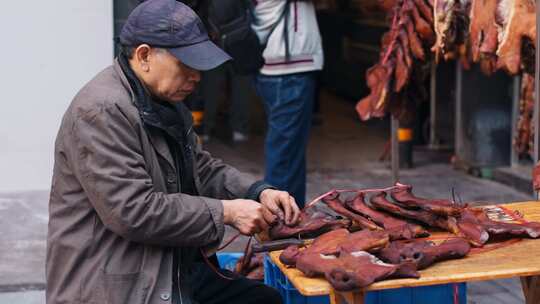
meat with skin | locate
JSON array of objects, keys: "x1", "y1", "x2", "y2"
[
  {"x1": 414, "y1": 0, "x2": 435, "y2": 25},
  {"x1": 339, "y1": 230, "x2": 391, "y2": 254},
  {"x1": 346, "y1": 193, "x2": 429, "y2": 240},
  {"x1": 496, "y1": 0, "x2": 536, "y2": 74},
  {"x1": 514, "y1": 74, "x2": 534, "y2": 157},
  {"x1": 432, "y1": 0, "x2": 470, "y2": 61},
  {"x1": 456, "y1": 208, "x2": 490, "y2": 246},
  {"x1": 295, "y1": 251, "x2": 419, "y2": 291},
  {"x1": 369, "y1": 192, "x2": 461, "y2": 234},
  {"x1": 269, "y1": 210, "x2": 350, "y2": 240},
  {"x1": 466, "y1": 208, "x2": 540, "y2": 239},
  {"x1": 394, "y1": 43, "x2": 411, "y2": 92},
  {"x1": 390, "y1": 183, "x2": 465, "y2": 216},
  {"x1": 469, "y1": 0, "x2": 499, "y2": 62},
  {"x1": 280, "y1": 229, "x2": 390, "y2": 266},
  {"x1": 322, "y1": 192, "x2": 382, "y2": 230},
  {"x1": 406, "y1": 0, "x2": 435, "y2": 43},
  {"x1": 356, "y1": 61, "x2": 394, "y2": 120},
  {"x1": 236, "y1": 252, "x2": 265, "y2": 280},
  {"x1": 378, "y1": 238, "x2": 471, "y2": 269},
  {"x1": 398, "y1": 28, "x2": 414, "y2": 67},
  {"x1": 402, "y1": 14, "x2": 426, "y2": 60},
  {"x1": 534, "y1": 162, "x2": 540, "y2": 191}
]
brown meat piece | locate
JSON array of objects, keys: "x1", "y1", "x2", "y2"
[
  {"x1": 339, "y1": 230, "x2": 391, "y2": 254},
  {"x1": 355, "y1": 61, "x2": 394, "y2": 121},
  {"x1": 296, "y1": 251, "x2": 419, "y2": 290},
  {"x1": 455, "y1": 208, "x2": 490, "y2": 246},
  {"x1": 496, "y1": 0, "x2": 536, "y2": 74},
  {"x1": 269, "y1": 210, "x2": 350, "y2": 240},
  {"x1": 406, "y1": 0, "x2": 435, "y2": 43},
  {"x1": 370, "y1": 192, "x2": 460, "y2": 234},
  {"x1": 394, "y1": 43, "x2": 411, "y2": 92},
  {"x1": 402, "y1": 15, "x2": 426, "y2": 60},
  {"x1": 346, "y1": 193, "x2": 429, "y2": 240},
  {"x1": 469, "y1": 0, "x2": 499, "y2": 62},
  {"x1": 414, "y1": 0, "x2": 435, "y2": 25},
  {"x1": 378, "y1": 238, "x2": 471, "y2": 269},
  {"x1": 322, "y1": 191, "x2": 381, "y2": 230},
  {"x1": 390, "y1": 183, "x2": 465, "y2": 216},
  {"x1": 398, "y1": 28, "x2": 414, "y2": 67}
]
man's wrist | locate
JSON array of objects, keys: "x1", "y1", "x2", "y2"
[{"x1": 245, "y1": 181, "x2": 276, "y2": 202}]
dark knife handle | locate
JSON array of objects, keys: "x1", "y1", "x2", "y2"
[{"x1": 252, "y1": 239, "x2": 305, "y2": 253}]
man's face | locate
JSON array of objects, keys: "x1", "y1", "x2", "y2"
[{"x1": 133, "y1": 46, "x2": 201, "y2": 103}]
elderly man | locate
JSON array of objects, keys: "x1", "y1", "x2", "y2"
[{"x1": 46, "y1": 1, "x2": 300, "y2": 303}]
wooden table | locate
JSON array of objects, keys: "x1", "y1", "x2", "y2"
[{"x1": 268, "y1": 201, "x2": 540, "y2": 304}]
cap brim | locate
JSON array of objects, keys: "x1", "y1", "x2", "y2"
[{"x1": 168, "y1": 40, "x2": 231, "y2": 71}]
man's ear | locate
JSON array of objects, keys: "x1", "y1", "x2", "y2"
[{"x1": 134, "y1": 44, "x2": 152, "y2": 72}]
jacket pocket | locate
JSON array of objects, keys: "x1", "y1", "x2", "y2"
[{"x1": 101, "y1": 271, "x2": 149, "y2": 304}]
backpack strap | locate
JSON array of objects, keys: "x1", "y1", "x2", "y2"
[{"x1": 260, "y1": 0, "x2": 291, "y2": 59}]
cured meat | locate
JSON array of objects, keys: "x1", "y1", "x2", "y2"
[
  {"x1": 355, "y1": 61, "x2": 394, "y2": 120},
  {"x1": 356, "y1": 0, "x2": 436, "y2": 121},
  {"x1": 390, "y1": 183, "x2": 465, "y2": 216},
  {"x1": 456, "y1": 208, "x2": 490, "y2": 246},
  {"x1": 395, "y1": 43, "x2": 411, "y2": 92},
  {"x1": 465, "y1": 208, "x2": 540, "y2": 238},
  {"x1": 414, "y1": 0, "x2": 435, "y2": 24},
  {"x1": 322, "y1": 192, "x2": 382, "y2": 230},
  {"x1": 406, "y1": 0, "x2": 436, "y2": 43},
  {"x1": 513, "y1": 73, "x2": 535, "y2": 157},
  {"x1": 280, "y1": 229, "x2": 390, "y2": 266},
  {"x1": 339, "y1": 230, "x2": 391, "y2": 254},
  {"x1": 369, "y1": 191, "x2": 461, "y2": 234},
  {"x1": 345, "y1": 193, "x2": 429, "y2": 240},
  {"x1": 469, "y1": 0, "x2": 499, "y2": 63},
  {"x1": 269, "y1": 210, "x2": 350, "y2": 240},
  {"x1": 496, "y1": 0, "x2": 536, "y2": 74},
  {"x1": 432, "y1": 0, "x2": 470, "y2": 61},
  {"x1": 378, "y1": 238, "x2": 471, "y2": 269},
  {"x1": 296, "y1": 251, "x2": 419, "y2": 290},
  {"x1": 403, "y1": 15, "x2": 427, "y2": 60},
  {"x1": 235, "y1": 252, "x2": 265, "y2": 280}
]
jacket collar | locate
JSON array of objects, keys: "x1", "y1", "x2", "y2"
[{"x1": 113, "y1": 59, "x2": 177, "y2": 168}]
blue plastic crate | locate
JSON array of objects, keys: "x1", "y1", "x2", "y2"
[
  {"x1": 217, "y1": 252, "x2": 243, "y2": 271},
  {"x1": 263, "y1": 254, "x2": 467, "y2": 304}
]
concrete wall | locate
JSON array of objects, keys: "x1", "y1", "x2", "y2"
[{"x1": 0, "y1": 1, "x2": 113, "y2": 192}]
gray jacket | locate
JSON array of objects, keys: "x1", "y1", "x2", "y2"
[{"x1": 46, "y1": 61, "x2": 261, "y2": 304}]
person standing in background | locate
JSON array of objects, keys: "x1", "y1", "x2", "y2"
[
  {"x1": 197, "y1": 0, "x2": 255, "y2": 143},
  {"x1": 251, "y1": 0, "x2": 324, "y2": 206}
]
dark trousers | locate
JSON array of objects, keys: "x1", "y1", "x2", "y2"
[
  {"x1": 188, "y1": 262, "x2": 282, "y2": 304},
  {"x1": 254, "y1": 72, "x2": 317, "y2": 206},
  {"x1": 201, "y1": 63, "x2": 252, "y2": 135}
]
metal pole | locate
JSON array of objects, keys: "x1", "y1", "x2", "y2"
[
  {"x1": 511, "y1": 76, "x2": 521, "y2": 168},
  {"x1": 429, "y1": 61, "x2": 438, "y2": 148},
  {"x1": 391, "y1": 116, "x2": 399, "y2": 183}
]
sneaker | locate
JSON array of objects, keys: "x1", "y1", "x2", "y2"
[{"x1": 232, "y1": 131, "x2": 249, "y2": 142}]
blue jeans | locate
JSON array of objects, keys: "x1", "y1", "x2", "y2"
[{"x1": 255, "y1": 73, "x2": 316, "y2": 206}]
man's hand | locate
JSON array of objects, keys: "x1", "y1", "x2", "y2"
[
  {"x1": 259, "y1": 189, "x2": 301, "y2": 226},
  {"x1": 222, "y1": 199, "x2": 271, "y2": 235}
]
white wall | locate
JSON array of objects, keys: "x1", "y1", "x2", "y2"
[{"x1": 0, "y1": 1, "x2": 114, "y2": 192}]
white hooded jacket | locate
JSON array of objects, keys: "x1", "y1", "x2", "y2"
[{"x1": 251, "y1": 0, "x2": 324, "y2": 75}]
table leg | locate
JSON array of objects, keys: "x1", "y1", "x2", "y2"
[
  {"x1": 521, "y1": 275, "x2": 540, "y2": 304},
  {"x1": 329, "y1": 290, "x2": 365, "y2": 304}
]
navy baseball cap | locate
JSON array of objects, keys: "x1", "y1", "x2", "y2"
[{"x1": 119, "y1": 0, "x2": 231, "y2": 71}]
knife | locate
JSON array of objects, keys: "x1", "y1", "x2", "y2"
[{"x1": 251, "y1": 238, "x2": 308, "y2": 253}]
